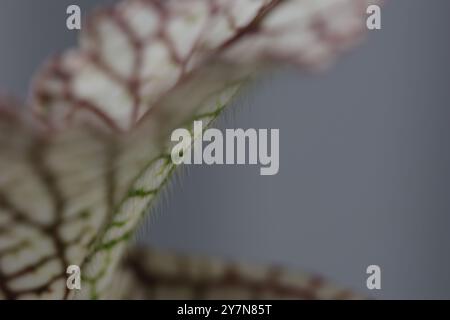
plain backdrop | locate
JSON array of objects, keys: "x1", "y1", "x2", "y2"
[{"x1": 0, "y1": 0, "x2": 449, "y2": 299}]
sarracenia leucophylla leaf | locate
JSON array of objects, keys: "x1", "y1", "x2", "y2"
[{"x1": 0, "y1": 0, "x2": 381, "y2": 299}]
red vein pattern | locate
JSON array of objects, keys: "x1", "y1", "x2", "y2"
[{"x1": 111, "y1": 247, "x2": 364, "y2": 300}]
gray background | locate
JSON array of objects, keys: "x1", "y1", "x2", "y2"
[{"x1": 0, "y1": 0, "x2": 449, "y2": 299}]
